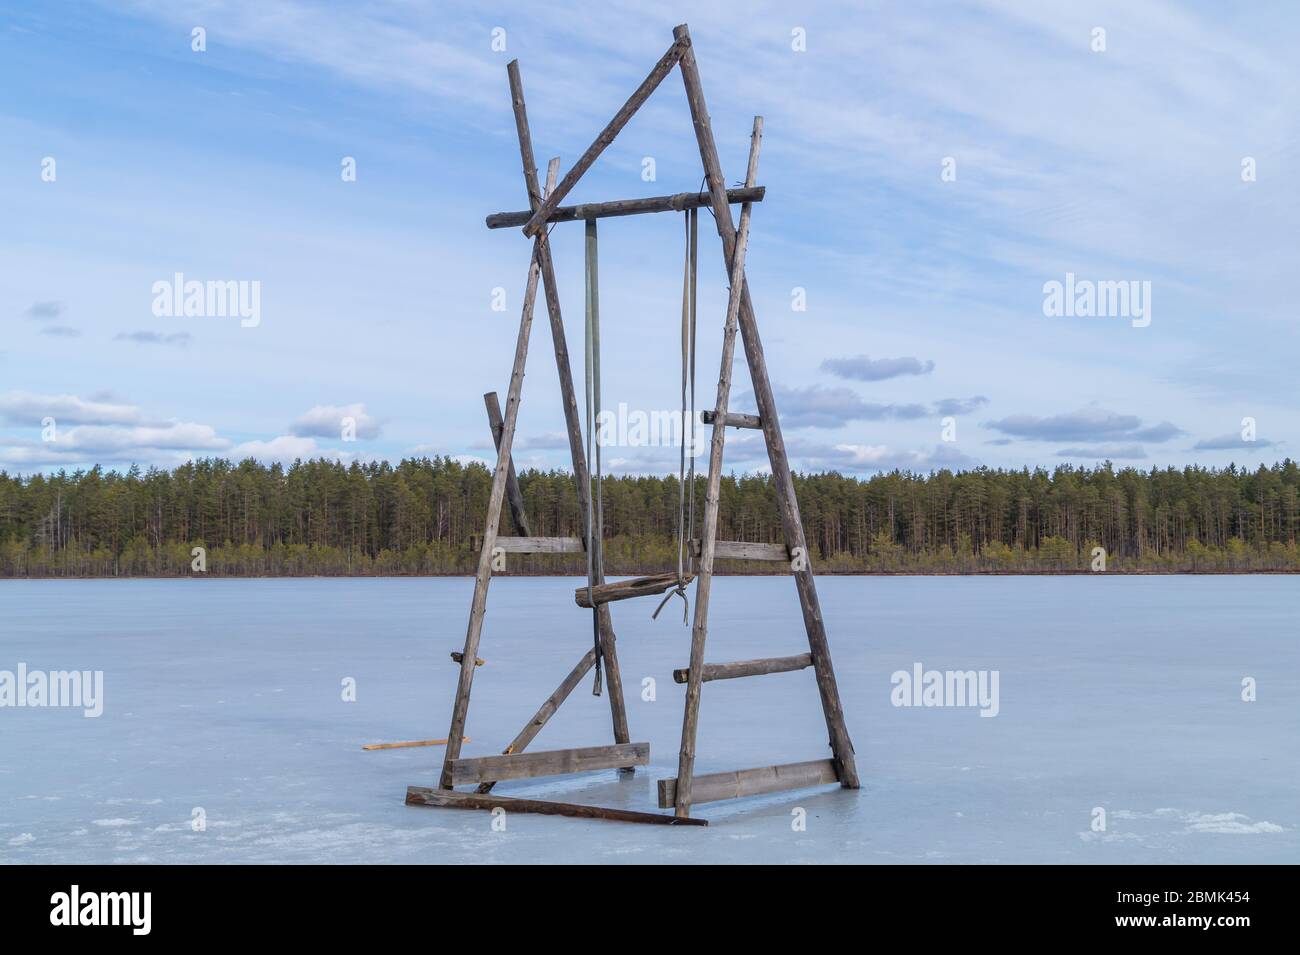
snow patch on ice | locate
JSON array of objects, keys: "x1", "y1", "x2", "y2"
[
  {"x1": 92, "y1": 818, "x2": 137, "y2": 827},
  {"x1": 8, "y1": 833, "x2": 35, "y2": 846}
]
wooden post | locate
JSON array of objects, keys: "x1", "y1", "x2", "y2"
[
  {"x1": 673, "y1": 114, "x2": 763, "y2": 818},
  {"x1": 483, "y1": 391, "x2": 530, "y2": 536},
  {"x1": 520, "y1": 36, "x2": 689, "y2": 237},
  {"x1": 437, "y1": 160, "x2": 559, "y2": 791},
  {"x1": 673, "y1": 23, "x2": 860, "y2": 791},
  {"x1": 507, "y1": 60, "x2": 631, "y2": 751}
]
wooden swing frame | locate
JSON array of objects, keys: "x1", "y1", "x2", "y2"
[{"x1": 405, "y1": 23, "x2": 859, "y2": 826}]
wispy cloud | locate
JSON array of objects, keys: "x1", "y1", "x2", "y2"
[
  {"x1": 821, "y1": 355, "x2": 935, "y2": 382},
  {"x1": 985, "y1": 407, "x2": 1183, "y2": 443},
  {"x1": 115, "y1": 330, "x2": 193, "y2": 347},
  {"x1": 1193, "y1": 434, "x2": 1278, "y2": 451},
  {"x1": 24, "y1": 301, "x2": 63, "y2": 320},
  {"x1": 290, "y1": 403, "x2": 382, "y2": 440}
]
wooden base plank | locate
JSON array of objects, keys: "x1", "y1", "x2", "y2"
[
  {"x1": 449, "y1": 742, "x2": 649, "y2": 786},
  {"x1": 657, "y1": 758, "x2": 839, "y2": 809},
  {"x1": 672, "y1": 653, "x2": 812, "y2": 684},
  {"x1": 406, "y1": 787, "x2": 707, "y2": 826}
]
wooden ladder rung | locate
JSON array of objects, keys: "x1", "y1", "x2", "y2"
[
  {"x1": 448, "y1": 742, "x2": 649, "y2": 785},
  {"x1": 672, "y1": 653, "x2": 812, "y2": 684},
  {"x1": 494, "y1": 536, "x2": 585, "y2": 554},
  {"x1": 574, "y1": 572, "x2": 692, "y2": 608},
  {"x1": 407, "y1": 787, "x2": 708, "y2": 826},
  {"x1": 689, "y1": 539, "x2": 789, "y2": 561},
  {"x1": 657, "y1": 758, "x2": 839, "y2": 809},
  {"x1": 701, "y1": 410, "x2": 762, "y2": 429}
]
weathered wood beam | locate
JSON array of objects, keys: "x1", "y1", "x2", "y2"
[
  {"x1": 363, "y1": 737, "x2": 466, "y2": 751},
  {"x1": 520, "y1": 36, "x2": 690, "y2": 238},
  {"x1": 657, "y1": 758, "x2": 838, "y2": 808},
  {"x1": 674, "y1": 22, "x2": 861, "y2": 793},
  {"x1": 438, "y1": 159, "x2": 559, "y2": 791},
  {"x1": 448, "y1": 742, "x2": 649, "y2": 786},
  {"x1": 689, "y1": 539, "x2": 788, "y2": 561},
  {"x1": 483, "y1": 391, "x2": 530, "y2": 536},
  {"x1": 508, "y1": 60, "x2": 630, "y2": 746},
  {"x1": 673, "y1": 110, "x2": 764, "y2": 818},
  {"x1": 701, "y1": 410, "x2": 761, "y2": 430},
  {"x1": 494, "y1": 536, "x2": 585, "y2": 554},
  {"x1": 407, "y1": 787, "x2": 708, "y2": 826},
  {"x1": 486, "y1": 186, "x2": 763, "y2": 229},
  {"x1": 672, "y1": 653, "x2": 812, "y2": 684},
  {"x1": 575, "y1": 572, "x2": 693, "y2": 608},
  {"x1": 477, "y1": 646, "x2": 598, "y2": 794}
]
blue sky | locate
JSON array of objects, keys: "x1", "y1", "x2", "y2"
[{"x1": 2, "y1": 0, "x2": 1296, "y2": 476}]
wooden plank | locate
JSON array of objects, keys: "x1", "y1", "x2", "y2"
[
  {"x1": 672, "y1": 653, "x2": 812, "y2": 684},
  {"x1": 521, "y1": 36, "x2": 690, "y2": 237},
  {"x1": 673, "y1": 111, "x2": 765, "y2": 818},
  {"x1": 689, "y1": 539, "x2": 788, "y2": 561},
  {"x1": 508, "y1": 61, "x2": 631, "y2": 747},
  {"x1": 363, "y1": 737, "x2": 467, "y2": 751},
  {"x1": 574, "y1": 572, "x2": 693, "y2": 608},
  {"x1": 657, "y1": 758, "x2": 838, "y2": 808},
  {"x1": 674, "y1": 23, "x2": 860, "y2": 792},
  {"x1": 449, "y1": 742, "x2": 649, "y2": 786},
  {"x1": 494, "y1": 536, "x2": 584, "y2": 554},
  {"x1": 406, "y1": 787, "x2": 707, "y2": 826},
  {"x1": 486, "y1": 186, "x2": 763, "y2": 228},
  {"x1": 438, "y1": 159, "x2": 559, "y2": 791},
  {"x1": 701, "y1": 410, "x2": 761, "y2": 429},
  {"x1": 477, "y1": 646, "x2": 598, "y2": 794},
  {"x1": 483, "y1": 392, "x2": 530, "y2": 536}
]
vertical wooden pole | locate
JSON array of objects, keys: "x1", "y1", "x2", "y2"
[
  {"x1": 483, "y1": 391, "x2": 531, "y2": 537},
  {"x1": 507, "y1": 61, "x2": 631, "y2": 751},
  {"x1": 673, "y1": 23, "x2": 860, "y2": 790},
  {"x1": 674, "y1": 117, "x2": 763, "y2": 817},
  {"x1": 438, "y1": 159, "x2": 559, "y2": 790}
]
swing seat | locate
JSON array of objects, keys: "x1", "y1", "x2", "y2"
[{"x1": 574, "y1": 572, "x2": 695, "y2": 608}]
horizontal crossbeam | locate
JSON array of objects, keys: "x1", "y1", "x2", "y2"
[
  {"x1": 672, "y1": 653, "x2": 813, "y2": 684},
  {"x1": 486, "y1": 186, "x2": 764, "y2": 229},
  {"x1": 701, "y1": 410, "x2": 761, "y2": 429},
  {"x1": 448, "y1": 742, "x2": 649, "y2": 785},
  {"x1": 407, "y1": 787, "x2": 708, "y2": 826},
  {"x1": 657, "y1": 758, "x2": 839, "y2": 809},
  {"x1": 689, "y1": 539, "x2": 789, "y2": 561},
  {"x1": 493, "y1": 536, "x2": 585, "y2": 554}
]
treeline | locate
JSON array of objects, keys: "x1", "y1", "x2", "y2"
[{"x1": 2, "y1": 457, "x2": 1299, "y2": 576}]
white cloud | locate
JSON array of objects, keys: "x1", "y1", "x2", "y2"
[
  {"x1": 0, "y1": 391, "x2": 142, "y2": 426},
  {"x1": 290, "y1": 403, "x2": 382, "y2": 440}
]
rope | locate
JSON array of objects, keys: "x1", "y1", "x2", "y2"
[
  {"x1": 584, "y1": 218, "x2": 604, "y2": 695},
  {"x1": 653, "y1": 207, "x2": 698, "y2": 622}
]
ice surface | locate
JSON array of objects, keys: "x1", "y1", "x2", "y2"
[{"x1": 0, "y1": 575, "x2": 1295, "y2": 864}]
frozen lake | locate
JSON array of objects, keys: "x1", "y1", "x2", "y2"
[{"x1": 1, "y1": 576, "x2": 1295, "y2": 864}]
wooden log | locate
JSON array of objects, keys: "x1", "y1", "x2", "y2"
[
  {"x1": 700, "y1": 410, "x2": 761, "y2": 429},
  {"x1": 574, "y1": 572, "x2": 693, "y2": 608},
  {"x1": 486, "y1": 186, "x2": 763, "y2": 228},
  {"x1": 493, "y1": 536, "x2": 585, "y2": 554},
  {"x1": 674, "y1": 23, "x2": 860, "y2": 792},
  {"x1": 406, "y1": 787, "x2": 708, "y2": 826},
  {"x1": 363, "y1": 738, "x2": 467, "y2": 751},
  {"x1": 657, "y1": 758, "x2": 838, "y2": 808},
  {"x1": 672, "y1": 653, "x2": 812, "y2": 684},
  {"x1": 673, "y1": 111, "x2": 764, "y2": 818},
  {"x1": 477, "y1": 646, "x2": 598, "y2": 794},
  {"x1": 483, "y1": 392, "x2": 530, "y2": 536},
  {"x1": 508, "y1": 60, "x2": 630, "y2": 747},
  {"x1": 449, "y1": 652, "x2": 485, "y2": 667},
  {"x1": 438, "y1": 159, "x2": 560, "y2": 791},
  {"x1": 689, "y1": 539, "x2": 788, "y2": 561},
  {"x1": 520, "y1": 35, "x2": 690, "y2": 237},
  {"x1": 448, "y1": 742, "x2": 649, "y2": 785}
]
